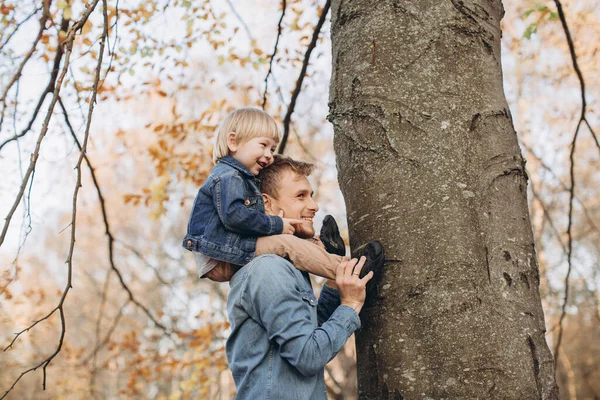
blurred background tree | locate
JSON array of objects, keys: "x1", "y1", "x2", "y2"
[{"x1": 0, "y1": 0, "x2": 597, "y2": 398}]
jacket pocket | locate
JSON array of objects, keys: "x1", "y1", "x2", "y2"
[{"x1": 245, "y1": 194, "x2": 263, "y2": 211}]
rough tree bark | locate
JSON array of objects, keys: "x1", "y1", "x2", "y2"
[{"x1": 328, "y1": 1, "x2": 559, "y2": 398}]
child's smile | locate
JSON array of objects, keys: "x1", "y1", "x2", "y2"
[{"x1": 230, "y1": 136, "x2": 279, "y2": 175}]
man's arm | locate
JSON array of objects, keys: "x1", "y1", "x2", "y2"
[
  {"x1": 241, "y1": 255, "x2": 370, "y2": 377},
  {"x1": 211, "y1": 174, "x2": 283, "y2": 236}
]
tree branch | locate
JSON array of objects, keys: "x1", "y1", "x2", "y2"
[
  {"x1": 0, "y1": 5, "x2": 42, "y2": 52},
  {"x1": 551, "y1": 0, "x2": 598, "y2": 367},
  {"x1": 262, "y1": 0, "x2": 286, "y2": 109},
  {"x1": 0, "y1": 8, "x2": 88, "y2": 247},
  {"x1": 58, "y1": 97, "x2": 168, "y2": 331},
  {"x1": 552, "y1": 0, "x2": 599, "y2": 153},
  {"x1": 1, "y1": 1, "x2": 105, "y2": 397},
  {"x1": 0, "y1": 15, "x2": 70, "y2": 153},
  {"x1": 279, "y1": 0, "x2": 330, "y2": 154},
  {"x1": 553, "y1": 118, "x2": 581, "y2": 368},
  {"x1": 0, "y1": 2, "x2": 49, "y2": 135}
]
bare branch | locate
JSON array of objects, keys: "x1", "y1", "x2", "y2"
[
  {"x1": 83, "y1": 300, "x2": 129, "y2": 365},
  {"x1": 0, "y1": 0, "x2": 103, "y2": 245},
  {"x1": 225, "y1": 0, "x2": 254, "y2": 41},
  {"x1": 0, "y1": 6, "x2": 42, "y2": 52},
  {"x1": 552, "y1": 0, "x2": 599, "y2": 152},
  {"x1": 279, "y1": 0, "x2": 331, "y2": 154},
  {"x1": 0, "y1": 16, "x2": 71, "y2": 153},
  {"x1": 551, "y1": 0, "x2": 598, "y2": 366},
  {"x1": 0, "y1": 2, "x2": 50, "y2": 134},
  {"x1": 116, "y1": 239, "x2": 172, "y2": 285},
  {"x1": 1, "y1": 1, "x2": 105, "y2": 397},
  {"x1": 262, "y1": 0, "x2": 286, "y2": 109},
  {"x1": 3, "y1": 305, "x2": 60, "y2": 351},
  {"x1": 521, "y1": 141, "x2": 599, "y2": 234},
  {"x1": 553, "y1": 118, "x2": 581, "y2": 368},
  {"x1": 58, "y1": 97, "x2": 168, "y2": 331}
]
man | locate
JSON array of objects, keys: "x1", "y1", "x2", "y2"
[{"x1": 205, "y1": 156, "x2": 383, "y2": 399}]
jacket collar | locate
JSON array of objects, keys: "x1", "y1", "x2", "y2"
[{"x1": 218, "y1": 155, "x2": 255, "y2": 179}]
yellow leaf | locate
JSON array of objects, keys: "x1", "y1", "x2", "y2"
[{"x1": 82, "y1": 20, "x2": 93, "y2": 35}]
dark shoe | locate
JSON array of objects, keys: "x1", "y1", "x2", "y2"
[
  {"x1": 353, "y1": 240, "x2": 385, "y2": 298},
  {"x1": 320, "y1": 215, "x2": 346, "y2": 257}
]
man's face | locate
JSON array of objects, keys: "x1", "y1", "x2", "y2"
[{"x1": 264, "y1": 171, "x2": 319, "y2": 238}]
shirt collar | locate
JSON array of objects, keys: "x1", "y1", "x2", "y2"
[
  {"x1": 229, "y1": 264, "x2": 247, "y2": 288},
  {"x1": 218, "y1": 155, "x2": 255, "y2": 179}
]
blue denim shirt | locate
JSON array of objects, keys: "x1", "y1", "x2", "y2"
[
  {"x1": 226, "y1": 255, "x2": 361, "y2": 399},
  {"x1": 182, "y1": 156, "x2": 284, "y2": 266}
]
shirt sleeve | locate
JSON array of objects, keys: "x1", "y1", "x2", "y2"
[
  {"x1": 212, "y1": 174, "x2": 283, "y2": 236},
  {"x1": 241, "y1": 255, "x2": 361, "y2": 377}
]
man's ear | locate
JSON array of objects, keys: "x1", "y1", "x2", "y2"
[
  {"x1": 262, "y1": 194, "x2": 276, "y2": 216},
  {"x1": 227, "y1": 132, "x2": 238, "y2": 153}
]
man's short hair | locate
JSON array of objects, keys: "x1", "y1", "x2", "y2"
[{"x1": 259, "y1": 155, "x2": 315, "y2": 198}]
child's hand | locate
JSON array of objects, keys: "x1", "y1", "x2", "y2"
[
  {"x1": 282, "y1": 218, "x2": 304, "y2": 234},
  {"x1": 279, "y1": 210, "x2": 303, "y2": 235}
]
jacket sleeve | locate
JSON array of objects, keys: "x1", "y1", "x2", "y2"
[
  {"x1": 212, "y1": 174, "x2": 283, "y2": 236},
  {"x1": 242, "y1": 256, "x2": 361, "y2": 377},
  {"x1": 317, "y1": 284, "x2": 342, "y2": 326}
]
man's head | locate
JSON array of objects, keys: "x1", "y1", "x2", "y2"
[{"x1": 259, "y1": 155, "x2": 318, "y2": 238}]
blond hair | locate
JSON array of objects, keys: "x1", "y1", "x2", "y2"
[{"x1": 213, "y1": 107, "x2": 281, "y2": 163}]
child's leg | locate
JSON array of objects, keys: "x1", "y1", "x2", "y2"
[{"x1": 255, "y1": 235, "x2": 344, "y2": 280}]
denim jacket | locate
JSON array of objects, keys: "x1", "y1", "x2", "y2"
[
  {"x1": 182, "y1": 156, "x2": 283, "y2": 266},
  {"x1": 226, "y1": 255, "x2": 361, "y2": 399}
]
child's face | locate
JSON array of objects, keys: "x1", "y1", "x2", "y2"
[{"x1": 229, "y1": 135, "x2": 278, "y2": 175}]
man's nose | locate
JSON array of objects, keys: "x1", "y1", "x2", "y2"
[{"x1": 308, "y1": 196, "x2": 319, "y2": 212}]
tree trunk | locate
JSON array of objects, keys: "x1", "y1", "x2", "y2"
[{"x1": 328, "y1": 1, "x2": 559, "y2": 398}]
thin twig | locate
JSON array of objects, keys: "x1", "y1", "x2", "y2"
[
  {"x1": 58, "y1": 98, "x2": 168, "y2": 331},
  {"x1": 0, "y1": 6, "x2": 42, "y2": 52},
  {"x1": 84, "y1": 300, "x2": 129, "y2": 365},
  {"x1": 116, "y1": 240, "x2": 171, "y2": 285},
  {"x1": 0, "y1": 16, "x2": 70, "y2": 153},
  {"x1": 0, "y1": 2, "x2": 50, "y2": 135},
  {"x1": 553, "y1": 118, "x2": 581, "y2": 368},
  {"x1": 521, "y1": 141, "x2": 599, "y2": 233},
  {"x1": 224, "y1": 0, "x2": 253, "y2": 41},
  {"x1": 262, "y1": 0, "x2": 286, "y2": 109},
  {"x1": 279, "y1": 0, "x2": 330, "y2": 154},
  {"x1": 224, "y1": 0, "x2": 287, "y2": 105},
  {"x1": 1, "y1": 2, "x2": 104, "y2": 397},
  {"x1": 551, "y1": 0, "x2": 597, "y2": 366},
  {"x1": 0, "y1": 14, "x2": 77, "y2": 248},
  {"x1": 552, "y1": 0, "x2": 599, "y2": 153}
]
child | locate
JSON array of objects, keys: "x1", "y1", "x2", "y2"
[{"x1": 182, "y1": 107, "x2": 370, "y2": 280}]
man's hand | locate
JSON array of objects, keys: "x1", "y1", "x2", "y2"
[
  {"x1": 336, "y1": 257, "x2": 373, "y2": 314},
  {"x1": 278, "y1": 210, "x2": 304, "y2": 234}
]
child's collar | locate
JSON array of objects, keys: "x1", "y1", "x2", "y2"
[{"x1": 219, "y1": 155, "x2": 256, "y2": 178}]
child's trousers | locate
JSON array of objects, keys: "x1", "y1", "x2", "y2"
[{"x1": 255, "y1": 235, "x2": 344, "y2": 280}]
